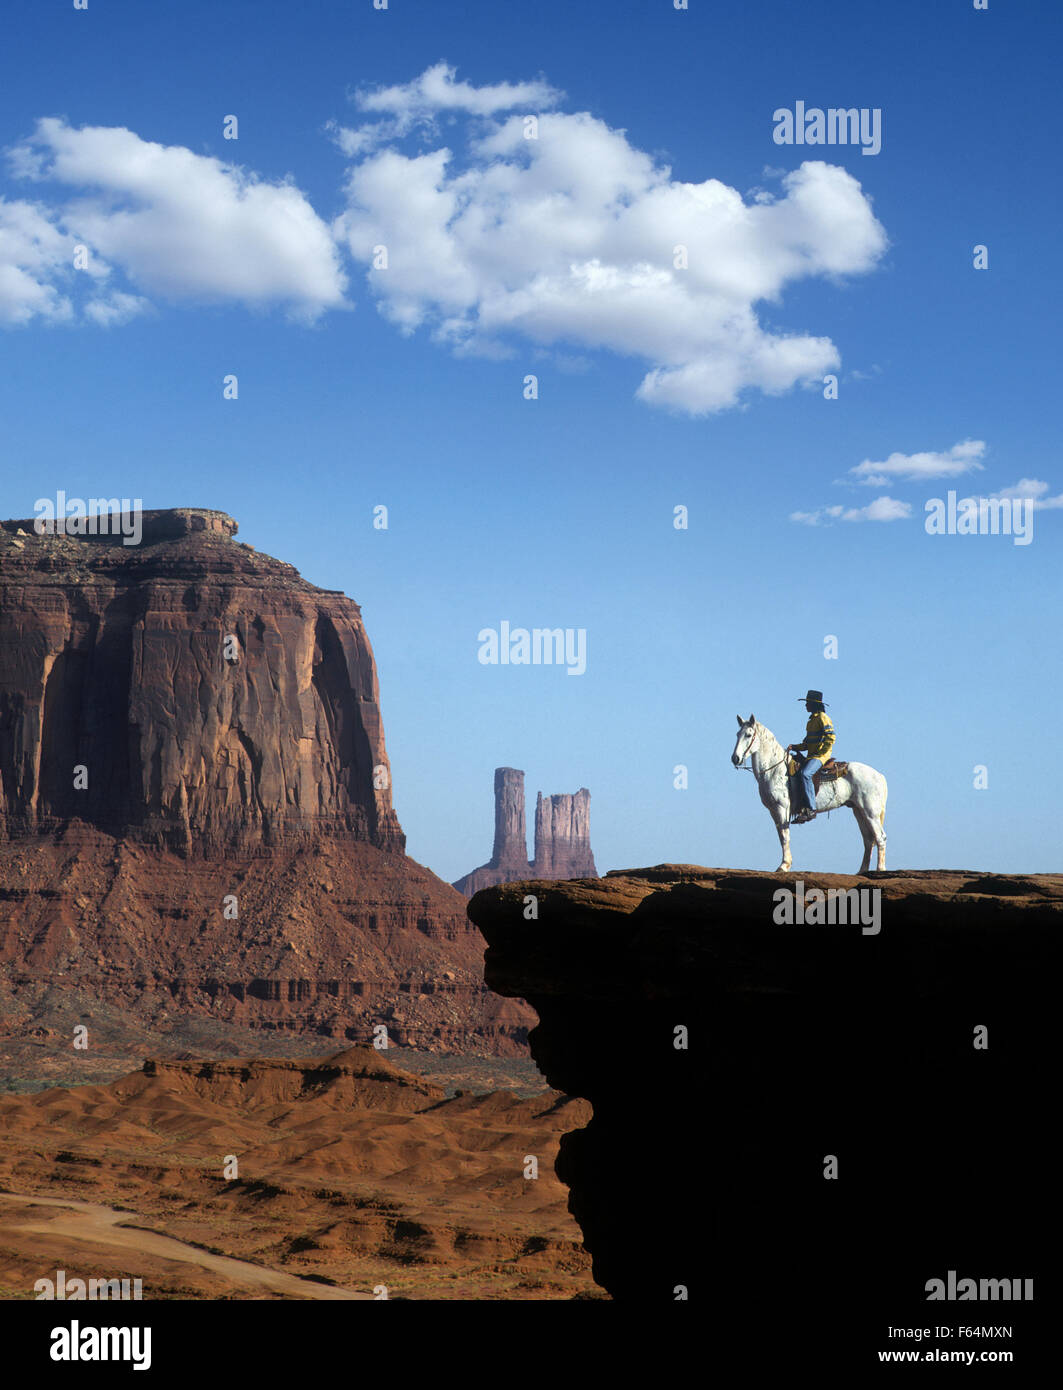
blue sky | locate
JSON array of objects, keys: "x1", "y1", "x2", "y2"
[{"x1": 2, "y1": 0, "x2": 1060, "y2": 878}]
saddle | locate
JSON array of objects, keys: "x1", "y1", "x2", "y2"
[{"x1": 786, "y1": 755, "x2": 850, "y2": 787}]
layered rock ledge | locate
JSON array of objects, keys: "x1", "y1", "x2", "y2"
[{"x1": 469, "y1": 866, "x2": 1058, "y2": 1324}]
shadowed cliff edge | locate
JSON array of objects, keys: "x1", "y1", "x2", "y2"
[{"x1": 468, "y1": 865, "x2": 1056, "y2": 1331}]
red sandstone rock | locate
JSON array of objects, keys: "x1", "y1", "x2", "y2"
[
  {"x1": 0, "y1": 510, "x2": 536, "y2": 1061},
  {"x1": 0, "y1": 509, "x2": 400, "y2": 853},
  {"x1": 453, "y1": 768, "x2": 533, "y2": 896},
  {"x1": 532, "y1": 789, "x2": 596, "y2": 879}
]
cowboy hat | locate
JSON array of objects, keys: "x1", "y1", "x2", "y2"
[{"x1": 797, "y1": 689, "x2": 829, "y2": 705}]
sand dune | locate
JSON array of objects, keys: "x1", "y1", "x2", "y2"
[{"x1": 0, "y1": 1047, "x2": 596, "y2": 1300}]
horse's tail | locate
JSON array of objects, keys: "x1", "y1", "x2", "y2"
[{"x1": 879, "y1": 778, "x2": 887, "y2": 828}]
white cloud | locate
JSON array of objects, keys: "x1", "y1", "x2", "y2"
[
  {"x1": 333, "y1": 70, "x2": 888, "y2": 415},
  {"x1": 83, "y1": 290, "x2": 149, "y2": 327},
  {"x1": 358, "y1": 62, "x2": 561, "y2": 122},
  {"x1": 0, "y1": 197, "x2": 77, "y2": 325},
  {"x1": 329, "y1": 63, "x2": 563, "y2": 160},
  {"x1": 326, "y1": 121, "x2": 384, "y2": 159},
  {"x1": 848, "y1": 439, "x2": 986, "y2": 486},
  {"x1": 792, "y1": 496, "x2": 910, "y2": 525},
  {"x1": 791, "y1": 505, "x2": 844, "y2": 525},
  {"x1": 990, "y1": 478, "x2": 1063, "y2": 511},
  {"x1": 4, "y1": 118, "x2": 347, "y2": 323},
  {"x1": 855, "y1": 496, "x2": 912, "y2": 521}
]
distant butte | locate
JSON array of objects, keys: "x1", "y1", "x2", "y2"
[{"x1": 452, "y1": 767, "x2": 597, "y2": 896}]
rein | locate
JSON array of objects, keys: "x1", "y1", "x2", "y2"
[
  {"x1": 734, "y1": 729, "x2": 789, "y2": 777},
  {"x1": 736, "y1": 755, "x2": 787, "y2": 775}
]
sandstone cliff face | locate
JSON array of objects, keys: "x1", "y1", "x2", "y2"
[
  {"x1": 0, "y1": 828, "x2": 532, "y2": 1059},
  {"x1": 533, "y1": 789, "x2": 596, "y2": 879},
  {"x1": 0, "y1": 509, "x2": 401, "y2": 854},
  {"x1": 491, "y1": 766, "x2": 530, "y2": 869},
  {"x1": 469, "y1": 866, "x2": 1056, "y2": 1339},
  {"x1": 0, "y1": 510, "x2": 536, "y2": 1062},
  {"x1": 453, "y1": 768, "x2": 597, "y2": 895}
]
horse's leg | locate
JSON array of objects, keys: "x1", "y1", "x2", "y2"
[
  {"x1": 855, "y1": 787, "x2": 889, "y2": 871},
  {"x1": 874, "y1": 781, "x2": 888, "y2": 871},
  {"x1": 852, "y1": 806, "x2": 873, "y2": 875},
  {"x1": 773, "y1": 808, "x2": 792, "y2": 872}
]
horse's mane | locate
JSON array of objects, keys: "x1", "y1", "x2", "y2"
[{"x1": 754, "y1": 719, "x2": 784, "y2": 755}]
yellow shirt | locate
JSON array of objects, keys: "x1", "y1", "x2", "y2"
[{"x1": 797, "y1": 712, "x2": 834, "y2": 760}]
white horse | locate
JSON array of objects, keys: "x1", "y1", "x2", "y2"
[{"x1": 731, "y1": 713, "x2": 888, "y2": 874}]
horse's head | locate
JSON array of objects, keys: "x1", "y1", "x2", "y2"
[{"x1": 732, "y1": 713, "x2": 758, "y2": 767}]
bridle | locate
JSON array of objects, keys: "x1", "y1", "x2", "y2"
[{"x1": 733, "y1": 724, "x2": 788, "y2": 776}]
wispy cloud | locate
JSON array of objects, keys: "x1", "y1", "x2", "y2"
[
  {"x1": 327, "y1": 63, "x2": 563, "y2": 158},
  {"x1": 846, "y1": 439, "x2": 986, "y2": 486},
  {"x1": 82, "y1": 289, "x2": 150, "y2": 327},
  {"x1": 990, "y1": 478, "x2": 1063, "y2": 511},
  {"x1": 791, "y1": 496, "x2": 911, "y2": 526}
]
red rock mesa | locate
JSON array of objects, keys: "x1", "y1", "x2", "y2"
[{"x1": 0, "y1": 509, "x2": 533, "y2": 1064}]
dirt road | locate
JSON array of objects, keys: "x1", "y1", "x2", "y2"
[{"x1": 0, "y1": 1192, "x2": 373, "y2": 1300}]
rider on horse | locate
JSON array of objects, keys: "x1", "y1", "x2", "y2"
[{"x1": 787, "y1": 690, "x2": 834, "y2": 824}]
